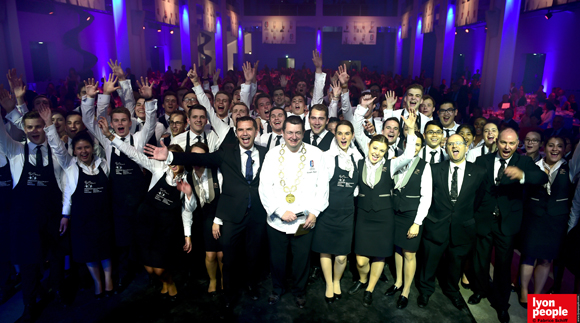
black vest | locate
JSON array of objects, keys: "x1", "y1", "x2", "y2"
[
  {"x1": 393, "y1": 158, "x2": 427, "y2": 213},
  {"x1": 303, "y1": 130, "x2": 333, "y2": 152},
  {"x1": 526, "y1": 163, "x2": 572, "y2": 217},
  {"x1": 357, "y1": 159, "x2": 394, "y2": 212}
]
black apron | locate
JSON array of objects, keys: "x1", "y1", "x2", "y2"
[
  {"x1": 136, "y1": 174, "x2": 184, "y2": 268},
  {"x1": 312, "y1": 155, "x2": 359, "y2": 255},
  {"x1": 109, "y1": 135, "x2": 147, "y2": 246},
  {"x1": 70, "y1": 163, "x2": 113, "y2": 263},
  {"x1": 10, "y1": 144, "x2": 62, "y2": 264},
  {"x1": 0, "y1": 158, "x2": 12, "y2": 259}
]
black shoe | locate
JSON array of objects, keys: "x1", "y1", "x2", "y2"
[
  {"x1": 449, "y1": 296, "x2": 467, "y2": 310},
  {"x1": 247, "y1": 285, "x2": 259, "y2": 301},
  {"x1": 104, "y1": 290, "x2": 115, "y2": 298},
  {"x1": 169, "y1": 294, "x2": 178, "y2": 302},
  {"x1": 268, "y1": 293, "x2": 280, "y2": 305},
  {"x1": 417, "y1": 294, "x2": 429, "y2": 308},
  {"x1": 295, "y1": 296, "x2": 306, "y2": 309},
  {"x1": 468, "y1": 293, "x2": 485, "y2": 304},
  {"x1": 461, "y1": 281, "x2": 471, "y2": 290},
  {"x1": 94, "y1": 293, "x2": 104, "y2": 300},
  {"x1": 160, "y1": 292, "x2": 168, "y2": 300},
  {"x1": 363, "y1": 291, "x2": 373, "y2": 307},
  {"x1": 496, "y1": 309, "x2": 510, "y2": 323},
  {"x1": 334, "y1": 293, "x2": 342, "y2": 301},
  {"x1": 396, "y1": 295, "x2": 409, "y2": 309},
  {"x1": 519, "y1": 299, "x2": 528, "y2": 309},
  {"x1": 384, "y1": 284, "x2": 403, "y2": 296},
  {"x1": 348, "y1": 281, "x2": 369, "y2": 295},
  {"x1": 325, "y1": 296, "x2": 334, "y2": 304}
]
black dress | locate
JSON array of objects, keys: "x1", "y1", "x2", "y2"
[
  {"x1": 191, "y1": 168, "x2": 222, "y2": 252},
  {"x1": 521, "y1": 163, "x2": 572, "y2": 260},
  {"x1": 312, "y1": 155, "x2": 359, "y2": 255},
  {"x1": 393, "y1": 158, "x2": 427, "y2": 252},
  {"x1": 136, "y1": 176, "x2": 185, "y2": 268},
  {"x1": 69, "y1": 164, "x2": 113, "y2": 263},
  {"x1": 354, "y1": 159, "x2": 395, "y2": 258}
]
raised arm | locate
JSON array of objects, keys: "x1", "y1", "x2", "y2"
[
  {"x1": 328, "y1": 79, "x2": 342, "y2": 118},
  {"x1": 133, "y1": 78, "x2": 157, "y2": 149},
  {"x1": 188, "y1": 66, "x2": 230, "y2": 139},
  {"x1": 382, "y1": 91, "x2": 397, "y2": 120},
  {"x1": 352, "y1": 105, "x2": 370, "y2": 156},
  {"x1": 108, "y1": 60, "x2": 136, "y2": 116},
  {"x1": 39, "y1": 106, "x2": 74, "y2": 169},
  {"x1": 4, "y1": 70, "x2": 29, "y2": 131},
  {"x1": 337, "y1": 64, "x2": 353, "y2": 121},
  {"x1": 0, "y1": 102, "x2": 23, "y2": 158},
  {"x1": 81, "y1": 79, "x2": 110, "y2": 149},
  {"x1": 311, "y1": 50, "x2": 326, "y2": 106},
  {"x1": 390, "y1": 108, "x2": 418, "y2": 174},
  {"x1": 240, "y1": 61, "x2": 257, "y2": 108}
]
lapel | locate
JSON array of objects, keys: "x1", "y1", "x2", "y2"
[
  {"x1": 456, "y1": 162, "x2": 472, "y2": 203},
  {"x1": 498, "y1": 153, "x2": 518, "y2": 186},
  {"x1": 233, "y1": 144, "x2": 243, "y2": 180},
  {"x1": 207, "y1": 169, "x2": 216, "y2": 203},
  {"x1": 441, "y1": 161, "x2": 452, "y2": 205},
  {"x1": 254, "y1": 145, "x2": 266, "y2": 181}
]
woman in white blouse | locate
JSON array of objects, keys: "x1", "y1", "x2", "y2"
[
  {"x1": 97, "y1": 117, "x2": 197, "y2": 301},
  {"x1": 39, "y1": 107, "x2": 114, "y2": 299}
]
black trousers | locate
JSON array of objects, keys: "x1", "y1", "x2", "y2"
[
  {"x1": 469, "y1": 217, "x2": 516, "y2": 311},
  {"x1": 268, "y1": 226, "x2": 314, "y2": 297},
  {"x1": 221, "y1": 211, "x2": 266, "y2": 294},
  {"x1": 417, "y1": 237, "x2": 471, "y2": 298},
  {"x1": 19, "y1": 248, "x2": 66, "y2": 306}
]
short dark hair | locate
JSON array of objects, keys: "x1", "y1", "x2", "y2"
[
  {"x1": 23, "y1": 111, "x2": 43, "y2": 124},
  {"x1": 457, "y1": 124, "x2": 475, "y2": 136},
  {"x1": 231, "y1": 102, "x2": 250, "y2": 114},
  {"x1": 181, "y1": 90, "x2": 196, "y2": 103},
  {"x1": 405, "y1": 84, "x2": 424, "y2": 96},
  {"x1": 439, "y1": 101, "x2": 456, "y2": 110},
  {"x1": 190, "y1": 141, "x2": 209, "y2": 153},
  {"x1": 424, "y1": 120, "x2": 443, "y2": 131},
  {"x1": 422, "y1": 94, "x2": 434, "y2": 104},
  {"x1": 110, "y1": 107, "x2": 131, "y2": 119},
  {"x1": 170, "y1": 110, "x2": 187, "y2": 121},
  {"x1": 383, "y1": 117, "x2": 400, "y2": 130},
  {"x1": 309, "y1": 104, "x2": 329, "y2": 119},
  {"x1": 525, "y1": 129, "x2": 544, "y2": 143},
  {"x1": 269, "y1": 106, "x2": 286, "y2": 118},
  {"x1": 162, "y1": 91, "x2": 177, "y2": 103},
  {"x1": 283, "y1": 115, "x2": 305, "y2": 132},
  {"x1": 65, "y1": 111, "x2": 82, "y2": 122},
  {"x1": 255, "y1": 93, "x2": 272, "y2": 105},
  {"x1": 544, "y1": 135, "x2": 566, "y2": 148},
  {"x1": 291, "y1": 93, "x2": 306, "y2": 103},
  {"x1": 187, "y1": 104, "x2": 208, "y2": 118},
  {"x1": 235, "y1": 116, "x2": 257, "y2": 129},
  {"x1": 335, "y1": 120, "x2": 354, "y2": 133},
  {"x1": 215, "y1": 91, "x2": 232, "y2": 103},
  {"x1": 71, "y1": 130, "x2": 94, "y2": 151}
]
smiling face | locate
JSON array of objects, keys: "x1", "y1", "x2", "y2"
[
  {"x1": 291, "y1": 96, "x2": 306, "y2": 115},
  {"x1": 295, "y1": 81, "x2": 307, "y2": 95},
  {"x1": 458, "y1": 127, "x2": 474, "y2": 148},
  {"x1": 52, "y1": 113, "x2": 65, "y2": 134},
  {"x1": 257, "y1": 97, "x2": 272, "y2": 120},
  {"x1": 420, "y1": 98, "x2": 435, "y2": 118},
  {"x1": 404, "y1": 88, "x2": 423, "y2": 112},
  {"x1": 412, "y1": 136, "x2": 423, "y2": 156},
  {"x1": 232, "y1": 89, "x2": 241, "y2": 104},
  {"x1": 214, "y1": 93, "x2": 231, "y2": 118},
  {"x1": 163, "y1": 95, "x2": 178, "y2": 115},
  {"x1": 335, "y1": 124, "x2": 353, "y2": 152},
  {"x1": 483, "y1": 123, "x2": 499, "y2": 146},
  {"x1": 497, "y1": 129, "x2": 519, "y2": 160},
  {"x1": 169, "y1": 114, "x2": 187, "y2": 137},
  {"x1": 66, "y1": 114, "x2": 85, "y2": 138},
  {"x1": 188, "y1": 109, "x2": 208, "y2": 134},
  {"x1": 438, "y1": 103, "x2": 457, "y2": 128},
  {"x1": 474, "y1": 118, "x2": 486, "y2": 136},
  {"x1": 111, "y1": 112, "x2": 132, "y2": 137},
  {"x1": 269, "y1": 109, "x2": 286, "y2": 133},
  {"x1": 382, "y1": 120, "x2": 400, "y2": 145},
  {"x1": 74, "y1": 139, "x2": 94, "y2": 165},
  {"x1": 524, "y1": 131, "x2": 542, "y2": 155},
  {"x1": 308, "y1": 109, "x2": 328, "y2": 135},
  {"x1": 544, "y1": 137, "x2": 565, "y2": 165},
  {"x1": 236, "y1": 120, "x2": 257, "y2": 150},
  {"x1": 283, "y1": 122, "x2": 304, "y2": 152},
  {"x1": 367, "y1": 141, "x2": 388, "y2": 164},
  {"x1": 231, "y1": 104, "x2": 249, "y2": 125},
  {"x1": 424, "y1": 124, "x2": 443, "y2": 148},
  {"x1": 135, "y1": 98, "x2": 146, "y2": 119},
  {"x1": 446, "y1": 134, "x2": 467, "y2": 163},
  {"x1": 182, "y1": 93, "x2": 198, "y2": 111},
  {"x1": 273, "y1": 89, "x2": 285, "y2": 106},
  {"x1": 24, "y1": 118, "x2": 46, "y2": 145}
]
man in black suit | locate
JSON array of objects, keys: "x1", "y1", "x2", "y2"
[
  {"x1": 468, "y1": 128, "x2": 548, "y2": 323},
  {"x1": 145, "y1": 116, "x2": 268, "y2": 307},
  {"x1": 502, "y1": 108, "x2": 520, "y2": 133},
  {"x1": 544, "y1": 115, "x2": 571, "y2": 138},
  {"x1": 303, "y1": 104, "x2": 333, "y2": 151},
  {"x1": 416, "y1": 134, "x2": 490, "y2": 311}
]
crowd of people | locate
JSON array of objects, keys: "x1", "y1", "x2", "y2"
[{"x1": 1, "y1": 51, "x2": 580, "y2": 323}]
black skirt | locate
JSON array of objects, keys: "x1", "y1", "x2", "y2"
[
  {"x1": 393, "y1": 210, "x2": 423, "y2": 252},
  {"x1": 202, "y1": 212, "x2": 222, "y2": 252},
  {"x1": 354, "y1": 208, "x2": 394, "y2": 258},
  {"x1": 520, "y1": 212, "x2": 568, "y2": 261},
  {"x1": 312, "y1": 209, "x2": 355, "y2": 255}
]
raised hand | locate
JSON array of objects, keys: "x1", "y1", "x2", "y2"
[
  {"x1": 136, "y1": 76, "x2": 154, "y2": 99},
  {"x1": 7, "y1": 69, "x2": 26, "y2": 104},
  {"x1": 38, "y1": 104, "x2": 52, "y2": 126},
  {"x1": 280, "y1": 75, "x2": 288, "y2": 88},
  {"x1": 330, "y1": 79, "x2": 341, "y2": 99},
  {"x1": 107, "y1": 59, "x2": 125, "y2": 81},
  {"x1": 402, "y1": 107, "x2": 417, "y2": 132},
  {"x1": 187, "y1": 65, "x2": 199, "y2": 86},
  {"x1": 360, "y1": 94, "x2": 376, "y2": 109},
  {"x1": 103, "y1": 73, "x2": 120, "y2": 95},
  {"x1": 252, "y1": 60, "x2": 260, "y2": 83},
  {"x1": 176, "y1": 178, "x2": 193, "y2": 198},
  {"x1": 0, "y1": 84, "x2": 16, "y2": 113},
  {"x1": 97, "y1": 116, "x2": 112, "y2": 137},
  {"x1": 337, "y1": 64, "x2": 349, "y2": 86},
  {"x1": 242, "y1": 61, "x2": 256, "y2": 85},
  {"x1": 312, "y1": 49, "x2": 323, "y2": 73},
  {"x1": 144, "y1": 140, "x2": 169, "y2": 161},
  {"x1": 363, "y1": 120, "x2": 376, "y2": 135},
  {"x1": 384, "y1": 91, "x2": 396, "y2": 109},
  {"x1": 84, "y1": 78, "x2": 100, "y2": 98},
  {"x1": 212, "y1": 67, "x2": 221, "y2": 85}
]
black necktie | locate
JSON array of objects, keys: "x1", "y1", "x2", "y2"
[
  {"x1": 312, "y1": 134, "x2": 319, "y2": 147},
  {"x1": 450, "y1": 166, "x2": 458, "y2": 204},
  {"x1": 196, "y1": 135, "x2": 202, "y2": 143},
  {"x1": 120, "y1": 137, "x2": 126, "y2": 142},
  {"x1": 36, "y1": 145, "x2": 43, "y2": 167},
  {"x1": 245, "y1": 151, "x2": 253, "y2": 208},
  {"x1": 429, "y1": 151, "x2": 437, "y2": 164},
  {"x1": 275, "y1": 135, "x2": 282, "y2": 146},
  {"x1": 496, "y1": 159, "x2": 506, "y2": 186},
  {"x1": 445, "y1": 129, "x2": 450, "y2": 137}
]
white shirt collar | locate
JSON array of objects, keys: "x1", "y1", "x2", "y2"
[{"x1": 450, "y1": 160, "x2": 467, "y2": 172}]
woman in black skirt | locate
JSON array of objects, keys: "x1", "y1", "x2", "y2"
[
  {"x1": 519, "y1": 135, "x2": 572, "y2": 306},
  {"x1": 347, "y1": 99, "x2": 418, "y2": 307},
  {"x1": 188, "y1": 142, "x2": 224, "y2": 296},
  {"x1": 40, "y1": 107, "x2": 114, "y2": 298},
  {"x1": 385, "y1": 132, "x2": 432, "y2": 309},
  {"x1": 312, "y1": 121, "x2": 363, "y2": 303},
  {"x1": 98, "y1": 118, "x2": 196, "y2": 300}
]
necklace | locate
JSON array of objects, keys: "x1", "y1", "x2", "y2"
[{"x1": 278, "y1": 143, "x2": 307, "y2": 203}]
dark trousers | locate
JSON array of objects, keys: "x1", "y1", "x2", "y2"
[
  {"x1": 417, "y1": 237, "x2": 471, "y2": 298},
  {"x1": 221, "y1": 211, "x2": 266, "y2": 294},
  {"x1": 469, "y1": 217, "x2": 516, "y2": 311},
  {"x1": 268, "y1": 226, "x2": 314, "y2": 297},
  {"x1": 19, "y1": 249, "x2": 65, "y2": 306}
]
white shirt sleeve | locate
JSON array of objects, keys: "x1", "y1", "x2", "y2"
[
  {"x1": 414, "y1": 162, "x2": 432, "y2": 225},
  {"x1": 311, "y1": 73, "x2": 326, "y2": 106},
  {"x1": 328, "y1": 99, "x2": 338, "y2": 118},
  {"x1": 133, "y1": 99, "x2": 158, "y2": 150},
  {"x1": 341, "y1": 92, "x2": 354, "y2": 121},
  {"x1": 240, "y1": 83, "x2": 252, "y2": 108},
  {"x1": 81, "y1": 96, "x2": 111, "y2": 151},
  {"x1": 352, "y1": 105, "x2": 370, "y2": 156},
  {"x1": 116, "y1": 80, "x2": 135, "y2": 116},
  {"x1": 5, "y1": 103, "x2": 29, "y2": 131},
  {"x1": 390, "y1": 132, "x2": 418, "y2": 175}
]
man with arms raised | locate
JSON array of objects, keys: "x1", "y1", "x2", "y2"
[{"x1": 383, "y1": 85, "x2": 431, "y2": 133}]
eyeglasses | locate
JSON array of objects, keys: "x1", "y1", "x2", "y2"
[
  {"x1": 425, "y1": 130, "x2": 443, "y2": 135},
  {"x1": 447, "y1": 141, "x2": 465, "y2": 147},
  {"x1": 524, "y1": 139, "x2": 540, "y2": 144},
  {"x1": 183, "y1": 98, "x2": 197, "y2": 103},
  {"x1": 439, "y1": 108, "x2": 456, "y2": 115},
  {"x1": 169, "y1": 121, "x2": 184, "y2": 126}
]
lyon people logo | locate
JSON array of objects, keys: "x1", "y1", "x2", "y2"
[{"x1": 528, "y1": 294, "x2": 577, "y2": 322}]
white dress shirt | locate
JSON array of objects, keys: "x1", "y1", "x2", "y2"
[
  {"x1": 259, "y1": 143, "x2": 329, "y2": 234},
  {"x1": 393, "y1": 157, "x2": 432, "y2": 225},
  {"x1": 443, "y1": 123, "x2": 460, "y2": 137},
  {"x1": 256, "y1": 132, "x2": 284, "y2": 151},
  {"x1": 448, "y1": 160, "x2": 467, "y2": 197},
  {"x1": 192, "y1": 168, "x2": 225, "y2": 225},
  {"x1": 239, "y1": 144, "x2": 260, "y2": 180},
  {"x1": 323, "y1": 139, "x2": 364, "y2": 196},
  {"x1": 494, "y1": 153, "x2": 526, "y2": 184},
  {"x1": 419, "y1": 145, "x2": 447, "y2": 163},
  {"x1": 110, "y1": 136, "x2": 197, "y2": 236},
  {"x1": 310, "y1": 129, "x2": 329, "y2": 146},
  {"x1": 383, "y1": 108, "x2": 430, "y2": 133},
  {"x1": 466, "y1": 144, "x2": 491, "y2": 163}
]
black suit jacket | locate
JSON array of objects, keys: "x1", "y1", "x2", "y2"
[
  {"x1": 171, "y1": 143, "x2": 268, "y2": 224},
  {"x1": 505, "y1": 119, "x2": 520, "y2": 132},
  {"x1": 474, "y1": 153, "x2": 548, "y2": 236},
  {"x1": 424, "y1": 161, "x2": 489, "y2": 246},
  {"x1": 544, "y1": 127, "x2": 571, "y2": 139}
]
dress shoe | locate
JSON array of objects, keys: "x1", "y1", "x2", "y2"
[
  {"x1": 496, "y1": 309, "x2": 510, "y2": 323},
  {"x1": 169, "y1": 294, "x2": 178, "y2": 302},
  {"x1": 461, "y1": 281, "x2": 471, "y2": 290},
  {"x1": 449, "y1": 296, "x2": 467, "y2": 310},
  {"x1": 160, "y1": 292, "x2": 168, "y2": 300},
  {"x1": 468, "y1": 293, "x2": 485, "y2": 305},
  {"x1": 396, "y1": 295, "x2": 409, "y2": 309},
  {"x1": 208, "y1": 291, "x2": 219, "y2": 298},
  {"x1": 362, "y1": 291, "x2": 373, "y2": 307},
  {"x1": 295, "y1": 295, "x2": 306, "y2": 309},
  {"x1": 417, "y1": 294, "x2": 430, "y2": 308},
  {"x1": 519, "y1": 300, "x2": 527, "y2": 309},
  {"x1": 268, "y1": 293, "x2": 280, "y2": 305},
  {"x1": 348, "y1": 281, "x2": 369, "y2": 295},
  {"x1": 384, "y1": 284, "x2": 403, "y2": 296},
  {"x1": 325, "y1": 296, "x2": 334, "y2": 304},
  {"x1": 247, "y1": 285, "x2": 259, "y2": 301},
  {"x1": 94, "y1": 293, "x2": 104, "y2": 300},
  {"x1": 334, "y1": 293, "x2": 342, "y2": 301}
]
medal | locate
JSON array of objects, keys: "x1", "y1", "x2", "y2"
[
  {"x1": 286, "y1": 194, "x2": 295, "y2": 203},
  {"x1": 279, "y1": 144, "x2": 307, "y2": 204}
]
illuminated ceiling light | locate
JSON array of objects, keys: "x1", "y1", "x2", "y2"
[
  {"x1": 157, "y1": 29, "x2": 161, "y2": 32},
  {"x1": 86, "y1": 16, "x2": 91, "y2": 21},
  {"x1": 170, "y1": 30, "x2": 174, "y2": 34},
  {"x1": 142, "y1": 26, "x2": 145, "y2": 30},
  {"x1": 249, "y1": 51, "x2": 252, "y2": 54},
  {"x1": 38, "y1": 42, "x2": 44, "y2": 44},
  {"x1": 455, "y1": 31, "x2": 457, "y2": 35},
  {"x1": 49, "y1": 12, "x2": 53, "y2": 15},
  {"x1": 285, "y1": 55, "x2": 288, "y2": 58},
  {"x1": 465, "y1": 28, "x2": 469, "y2": 33}
]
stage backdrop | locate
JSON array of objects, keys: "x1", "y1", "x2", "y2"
[
  {"x1": 456, "y1": 0, "x2": 479, "y2": 26},
  {"x1": 262, "y1": 19, "x2": 296, "y2": 44},
  {"x1": 155, "y1": 0, "x2": 179, "y2": 26}
]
